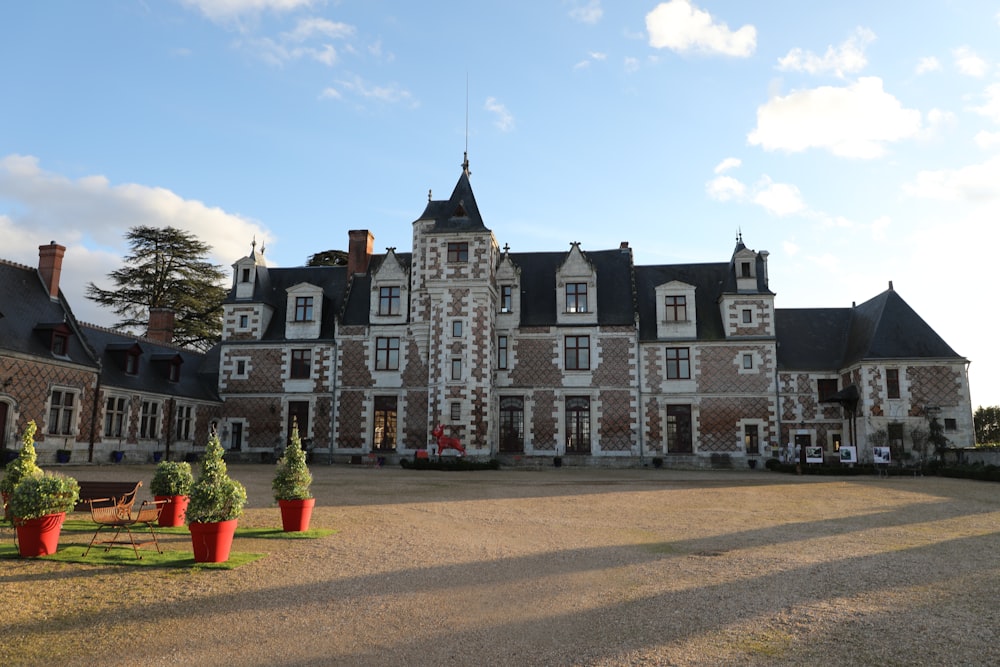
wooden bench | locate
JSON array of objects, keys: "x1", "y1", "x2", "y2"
[{"x1": 74, "y1": 481, "x2": 143, "y2": 512}]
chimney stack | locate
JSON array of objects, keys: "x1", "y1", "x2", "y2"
[
  {"x1": 38, "y1": 241, "x2": 67, "y2": 300},
  {"x1": 348, "y1": 229, "x2": 374, "y2": 276},
  {"x1": 147, "y1": 307, "x2": 176, "y2": 344}
]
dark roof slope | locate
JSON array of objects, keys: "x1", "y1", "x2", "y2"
[
  {"x1": 776, "y1": 288, "x2": 964, "y2": 371},
  {"x1": 415, "y1": 167, "x2": 487, "y2": 233},
  {"x1": 81, "y1": 324, "x2": 220, "y2": 402},
  {"x1": 635, "y1": 263, "x2": 729, "y2": 340},
  {"x1": 236, "y1": 265, "x2": 350, "y2": 340},
  {"x1": 0, "y1": 260, "x2": 98, "y2": 368},
  {"x1": 512, "y1": 248, "x2": 635, "y2": 327}
]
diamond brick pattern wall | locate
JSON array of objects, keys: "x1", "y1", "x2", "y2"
[
  {"x1": 592, "y1": 333, "x2": 633, "y2": 387},
  {"x1": 907, "y1": 366, "x2": 964, "y2": 415},
  {"x1": 336, "y1": 390, "x2": 365, "y2": 447},
  {"x1": 598, "y1": 389, "x2": 634, "y2": 451},
  {"x1": 403, "y1": 390, "x2": 428, "y2": 448},
  {"x1": 643, "y1": 347, "x2": 663, "y2": 391},
  {"x1": 225, "y1": 396, "x2": 283, "y2": 448},
  {"x1": 697, "y1": 346, "x2": 772, "y2": 394},
  {"x1": 0, "y1": 356, "x2": 96, "y2": 446},
  {"x1": 510, "y1": 336, "x2": 562, "y2": 386},
  {"x1": 644, "y1": 397, "x2": 663, "y2": 447},
  {"x1": 699, "y1": 396, "x2": 771, "y2": 452},
  {"x1": 531, "y1": 390, "x2": 557, "y2": 450},
  {"x1": 867, "y1": 367, "x2": 884, "y2": 417},
  {"x1": 340, "y1": 339, "x2": 374, "y2": 388},
  {"x1": 401, "y1": 338, "x2": 428, "y2": 386}
]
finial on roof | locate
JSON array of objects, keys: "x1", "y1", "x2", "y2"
[
  {"x1": 462, "y1": 151, "x2": 470, "y2": 176},
  {"x1": 251, "y1": 237, "x2": 257, "y2": 254},
  {"x1": 428, "y1": 189, "x2": 432, "y2": 202},
  {"x1": 260, "y1": 243, "x2": 265, "y2": 255},
  {"x1": 737, "y1": 228, "x2": 743, "y2": 244},
  {"x1": 503, "y1": 243, "x2": 510, "y2": 253}
]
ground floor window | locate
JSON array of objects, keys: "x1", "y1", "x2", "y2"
[
  {"x1": 499, "y1": 397, "x2": 524, "y2": 453},
  {"x1": 139, "y1": 400, "x2": 160, "y2": 439},
  {"x1": 48, "y1": 389, "x2": 78, "y2": 436},
  {"x1": 175, "y1": 404, "x2": 194, "y2": 441},
  {"x1": 565, "y1": 396, "x2": 591, "y2": 454},
  {"x1": 104, "y1": 396, "x2": 128, "y2": 438},
  {"x1": 373, "y1": 396, "x2": 397, "y2": 451}
]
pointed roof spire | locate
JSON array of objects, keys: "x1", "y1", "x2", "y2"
[{"x1": 462, "y1": 151, "x2": 470, "y2": 176}]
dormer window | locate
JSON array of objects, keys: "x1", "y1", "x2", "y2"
[
  {"x1": 665, "y1": 295, "x2": 687, "y2": 322},
  {"x1": 500, "y1": 285, "x2": 513, "y2": 313},
  {"x1": 125, "y1": 351, "x2": 140, "y2": 375},
  {"x1": 741, "y1": 261, "x2": 752, "y2": 278},
  {"x1": 379, "y1": 286, "x2": 401, "y2": 315},
  {"x1": 447, "y1": 242, "x2": 469, "y2": 262},
  {"x1": 241, "y1": 267, "x2": 251, "y2": 283},
  {"x1": 295, "y1": 296, "x2": 314, "y2": 322},
  {"x1": 51, "y1": 331, "x2": 68, "y2": 356},
  {"x1": 168, "y1": 361, "x2": 181, "y2": 382},
  {"x1": 566, "y1": 283, "x2": 588, "y2": 313}
]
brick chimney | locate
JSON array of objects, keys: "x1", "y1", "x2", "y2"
[
  {"x1": 348, "y1": 229, "x2": 374, "y2": 275},
  {"x1": 147, "y1": 307, "x2": 175, "y2": 344},
  {"x1": 38, "y1": 241, "x2": 67, "y2": 299}
]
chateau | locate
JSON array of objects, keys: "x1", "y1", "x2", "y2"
[{"x1": 0, "y1": 161, "x2": 975, "y2": 467}]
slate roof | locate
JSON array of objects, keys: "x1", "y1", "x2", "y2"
[
  {"x1": 0, "y1": 259, "x2": 98, "y2": 369},
  {"x1": 511, "y1": 248, "x2": 635, "y2": 327},
  {"x1": 80, "y1": 324, "x2": 220, "y2": 402},
  {"x1": 232, "y1": 265, "x2": 350, "y2": 340},
  {"x1": 415, "y1": 166, "x2": 487, "y2": 233},
  {"x1": 775, "y1": 288, "x2": 965, "y2": 371},
  {"x1": 635, "y1": 262, "x2": 730, "y2": 341}
]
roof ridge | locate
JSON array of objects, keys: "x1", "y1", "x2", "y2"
[{"x1": 0, "y1": 257, "x2": 36, "y2": 272}]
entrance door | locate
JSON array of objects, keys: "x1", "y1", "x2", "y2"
[
  {"x1": 373, "y1": 396, "x2": 397, "y2": 451},
  {"x1": 666, "y1": 405, "x2": 693, "y2": 453},
  {"x1": 565, "y1": 396, "x2": 591, "y2": 454},
  {"x1": 499, "y1": 397, "x2": 524, "y2": 453},
  {"x1": 230, "y1": 422, "x2": 244, "y2": 451},
  {"x1": 288, "y1": 401, "x2": 309, "y2": 445}
]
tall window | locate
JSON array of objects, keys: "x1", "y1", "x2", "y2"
[
  {"x1": 51, "y1": 332, "x2": 68, "y2": 356},
  {"x1": 125, "y1": 351, "x2": 140, "y2": 375},
  {"x1": 48, "y1": 389, "x2": 76, "y2": 436},
  {"x1": 741, "y1": 261, "x2": 752, "y2": 278},
  {"x1": 742, "y1": 309, "x2": 753, "y2": 324},
  {"x1": 379, "y1": 286, "x2": 401, "y2": 315},
  {"x1": 241, "y1": 267, "x2": 251, "y2": 282},
  {"x1": 886, "y1": 368, "x2": 900, "y2": 399},
  {"x1": 290, "y1": 349, "x2": 311, "y2": 379},
  {"x1": 452, "y1": 321, "x2": 463, "y2": 337},
  {"x1": 373, "y1": 396, "x2": 397, "y2": 451},
  {"x1": 239, "y1": 314, "x2": 249, "y2": 329},
  {"x1": 742, "y1": 353, "x2": 753, "y2": 370},
  {"x1": 498, "y1": 335, "x2": 508, "y2": 370},
  {"x1": 744, "y1": 424, "x2": 759, "y2": 455},
  {"x1": 447, "y1": 242, "x2": 469, "y2": 262},
  {"x1": 666, "y1": 405, "x2": 693, "y2": 453},
  {"x1": 565, "y1": 397, "x2": 591, "y2": 453},
  {"x1": 104, "y1": 396, "x2": 127, "y2": 438},
  {"x1": 500, "y1": 285, "x2": 513, "y2": 313},
  {"x1": 175, "y1": 405, "x2": 193, "y2": 441},
  {"x1": 375, "y1": 337, "x2": 399, "y2": 371},
  {"x1": 665, "y1": 295, "x2": 687, "y2": 322},
  {"x1": 451, "y1": 358, "x2": 463, "y2": 380},
  {"x1": 139, "y1": 400, "x2": 159, "y2": 439},
  {"x1": 450, "y1": 402, "x2": 461, "y2": 422},
  {"x1": 566, "y1": 283, "x2": 588, "y2": 313},
  {"x1": 565, "y1": 335, "x2": 590, "y2": 370},
  {"x1": 294, "y1": 296, "x2": 313, "y2": 322},
  {"x1": 665, "y1": 347, "x2": 690, "y2": 379}
]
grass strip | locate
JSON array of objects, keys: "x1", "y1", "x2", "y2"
[{"x1": 59, "y1": 519, "x2": 334, "y2": 539}]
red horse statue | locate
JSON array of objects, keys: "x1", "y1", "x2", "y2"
[{"x1": 432, "y1": 424, "x2": 466, "y2": 456}]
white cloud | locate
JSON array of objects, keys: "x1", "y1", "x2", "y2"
[
  {"x1": 871, "y1": 215, "x2": 890, "y2": 241},
  {"x1": 782, "y1": 240, "x2": 800, "y2": 256},
  {"x1": 970, "y1": 82, "x2": 1000, "y2": 124},
  {"x1": 915, "y1": 56, "x2": 941, "y2": 75},
  {"x1": 485, "y1": 97, "x2": 514, "y2": 132},
  {"x1": 974, "y1": 130, "x2": 1000, "y2": 150},
  {"x1": 624, "y1": 57, "x2": 640, "y2": 73},
  {"x1": 954, "y1": 46, "x2": 988, "y2": 77},
  {"x1": 903, "y1": 155, "x2": 1000, "y2": 202},
  {"x1": 705, "y1": 175, "x2": 745, "y2": 201},
  {"x1": 713, "y1": 157, "x2": 741, "y2": 174},
  {"x1": 753, "y1": 178, "x2": 805, "y2": 216},
  {"x1": 283, "y1": 17, "x2": 354, "y2": 42},
  {"x1": 180, "y1": 0, "x2": 315, "y2": 23},
  {"x1": 748, "y1": 77, "x2": 922, "y2": 159},
  {"x1": 574, "y1": 52, "x2": 607, "y2": 69},
  {"x1": 777, "y1": 27, "x2": 875, "y2": 78},
  {"x1": 0, "y1": 154, "x2": 269, "y2": 327},
  {"x1": 646, "y1": 0, "x2": 756, "y2": 57},
  {"x1": 327, "y1": 75, "x2": 417, "y2": 107},
  {"x1": 568, "y1": 0, "x2": 603, "y2": 25}
]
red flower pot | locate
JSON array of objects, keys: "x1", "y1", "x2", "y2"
[
  {"x1": 189, "y1": 519, "x2": 238, "y2": 563},
  {"x1": 155, "y1": 495, "x2": 189, "y2": 527},
  {"x1": 278, "y1": 498, "x2": 315, "y2": 532},
  {"x1": 15, "y1": 512, "x2": 66, "y2": 557}
]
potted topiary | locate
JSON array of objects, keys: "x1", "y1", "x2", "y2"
[
  {"x1": 272, "y1": 420, "x2": 314, "y2": 532},
  {"x1": 1, "y1": 421, "x2": 43, "y2": 522},
  {"x1": 186, "y1": 431, "x2": 246, "y2": 563},
  {"x1": 9, "y1": 471, "x2": 80, "y2": 557},
  {"x1": 150, "y1": 460, "x2": 194, "y2": 527}
]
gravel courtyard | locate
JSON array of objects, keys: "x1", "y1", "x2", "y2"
[{"x1": 3, "y1": 463, "x2": 999, "y2": 666}]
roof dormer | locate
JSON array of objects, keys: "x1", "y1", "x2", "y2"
[
  {"x1": 655, "y1": 280, "x2": 697, "y2": 340},
  {"x1": 496, "y1": 247, "x2": 521, "y2": 328},
  {"x1": 286, "y1": 282, "x2": 323, "y2": 340},
  {"x1": 106, "y1": 341, "x2": 144, "y2": 375},
  {"x1": 556, "y1": 243, "x2": 598, "y2": 326},
  {"x1": 151, "y1": 352, "x2": 183, "y2": 382},
  {"x1": 233, "y1": 239, "x2": 267, "y2": 300},
  {"x1": 370, "y1": 248, "x2": 409, "y2": 325}
]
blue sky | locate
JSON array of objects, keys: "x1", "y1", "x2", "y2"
[{"x1": 2, "y1": 1, "x2": 998, "y2": 410}]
